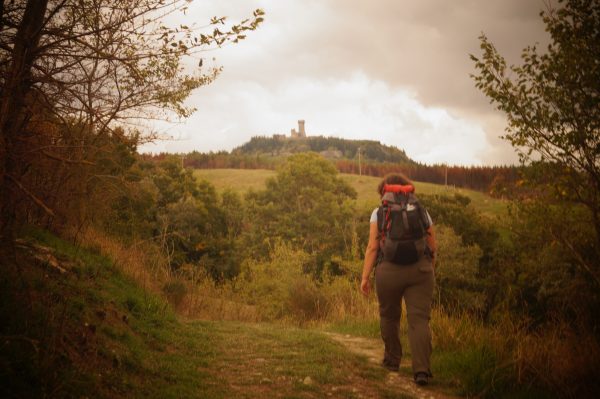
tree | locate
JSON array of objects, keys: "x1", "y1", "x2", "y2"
[
  {"x1": 434, "y1": 225, "x2": 484, "y2": 313},
  {"x1": 0, "y1": 0, "x2": 264, "y2": 242},
  {"x1": 471, "y1": 0, "x2": 600, "y2": 286},
  {"x1": 243, "y1": 153, "x2": 357, "y2": 276}
]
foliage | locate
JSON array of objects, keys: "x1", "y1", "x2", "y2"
[
  {"x1": 182, "y1": 150, "x2": 279, "y2": 170},
  {"x1": 242, "y1": 153, "x2": 358, "y2": 276},
  {"x1": 434, "y1": 225, "x2": 485, "y2": 312},
  {"x1": 179, "y1": 135, "x2": 523, "y2": 193},
  {"x1": 472, "y1": 0, "x2": 600, "y2": 330},
  {"x1": 193, "y1": 168, "x2": 509, "y2": 219},
  {"x1": 336, "y1": 160, "x2": 522, "y2": 194},
  {"x1": 0, "y1": 1, "x2": 263, "y2": 124},
  {"x1": 484, "y1": 200, "x2": 600, "y2": 328},
  {"x1": 0, "y1": 0, "x2": 264, "y2": 239},
  {"x1": 420, "y1": 193, "x2": 499, "y2": 258},
  {"x1": 471, "y1": 0, "x2": 600, "y2": 281},
  {"x1": 101, "y1": 155, "x2": 240, "y2": 281},
  {"x1": 236, "y1": 242, "x2": 379, "y2": 323},
  {"x1": 238, "y1": 243, "x2": 319, "y2": 321},
  {"x1": 5, "y1": 120, "x2": 140, "y2": 231}
]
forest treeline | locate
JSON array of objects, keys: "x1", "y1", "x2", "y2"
[
  {"x1": 233, "y1": 136, "x2": 523, "y2": 194},
  {"x1": 144, "y1": 143, "x2": 523, "y2": 195}
]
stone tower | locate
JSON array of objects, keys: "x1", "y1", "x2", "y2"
[{"x1": 298, "y1": 120, "x2": 305, "y2": 137}]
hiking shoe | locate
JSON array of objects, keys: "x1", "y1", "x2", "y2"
[{"x1": 414, "y1": 372, "x2": 428, "y2": 386}]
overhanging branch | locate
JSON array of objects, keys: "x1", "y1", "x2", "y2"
[{"x1": 6, "y1": 173, "x2": 56, "y2": 217}]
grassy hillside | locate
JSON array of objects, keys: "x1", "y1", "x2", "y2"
[
  {"x1": 194, "y1": 168, "x2": 276, "y2": 193},
  {"x1": 2, "y1": 229, "x2": 445, "y2": 398},
  {"x1": 1, "y1": 229, "x2": 224, "y2": 398},
  {"x1": 193, "y1": 168, "x2": 507, "y2": 218}
]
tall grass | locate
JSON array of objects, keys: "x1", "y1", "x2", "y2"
[
  {"x1": 75, "y1": 228, "x2": 599, "y2": 398},
  {"x1": 76, "y1": 227, "x2": 261, "y2": 322},
  {"x1": 430, "y1": 307, "x2": 600, "y2": 398},
  {"x1": 77, "y1": 227, "x2": 169, "y2": 292}
]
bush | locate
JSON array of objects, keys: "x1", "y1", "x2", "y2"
[
  {"x1": 237, "y1": 243, "x2": 368, "y2": 323},
  {"x1": 162, "y1": 280, "x2": 188, "y2": 309},
  {"x1": 287, "y1": 277, "x2": 329, "y2": 321},
  {"x1": 435, "y1": 225, "x2": 485, "y2": 313},
  {"x1": 238, "y1": 243, "x2": 313, "y2": 320}
]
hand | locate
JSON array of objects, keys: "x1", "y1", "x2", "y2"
[{"x1": 360, "y1": 278, "x2": 371, "y2": 296}]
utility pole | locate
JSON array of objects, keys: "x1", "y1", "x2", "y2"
[
  {"x1": 358, "y1": 147, "x2": 362, "y2": 176},
  {"x1": 445, "y1": 164, "x2": 448, "y2": 187}
]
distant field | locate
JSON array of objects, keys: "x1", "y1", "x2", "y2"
[
  {"x1": 193, "y1": 168, "x2": 507, "y2": 218},
  {"x1": 340, "y1": 173, "x2": 507, "y2": 217},
  {"x1": 194, "y1": 168, "x2": 276, "y2": 192}
]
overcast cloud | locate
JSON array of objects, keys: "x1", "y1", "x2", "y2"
[{"x1": 142, "y1": 0, "x2": 549, "y2": 165}]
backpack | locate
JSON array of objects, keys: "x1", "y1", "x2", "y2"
[{"x1": 377, "y1": 184, "x2": 429, "y2": 265}]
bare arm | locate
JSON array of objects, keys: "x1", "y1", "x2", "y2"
[
  {"x1": 360, "y1": 222, "x2": 380, "y2": 295},
  {"x1": 426, "y1": 226, "x2": 436, "y2": 268}
]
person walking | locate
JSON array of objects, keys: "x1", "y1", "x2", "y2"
[{"x1": 360, "y1": 173, "x2": 436, "y2": 386}]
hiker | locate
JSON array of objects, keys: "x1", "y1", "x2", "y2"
[{"x1": 360, "y1": 173, "x2": 436, "y2": 386}]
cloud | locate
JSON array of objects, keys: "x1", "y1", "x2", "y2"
[
  {"x1": 145, "y1": 72, "x2": 490, "y2": 165},
  {"x1": 142, "y1": 0, "x2": 550, "y2": 165}
]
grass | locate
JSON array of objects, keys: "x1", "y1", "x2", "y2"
[
  {"x1": 199, "y1": 321, "x2": 393, "y2": 399},
  {"x1": 193, "y1": 168, "x2": 276, "y2": 193},
  {"x1": 2, "y1": 228, "x2": 226, "y2": 398},
  {"x1": 193, "y1": 168, "x2": 507, "y2": 218},
  {"x1": 325, "y1": 318, "x2": 381, "y2": 339},
  {"x1": 322, "y1": 310, "x2": 561, "y2": 399},
  {"x1": 1, "y1": 229, "x2": 421, "y2": 399}
]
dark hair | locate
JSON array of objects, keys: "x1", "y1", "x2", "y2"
[{"x1": 377, "y1": 173, "x2": 413, "y2": 196}]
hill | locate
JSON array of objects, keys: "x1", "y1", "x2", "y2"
[
  {"x1": 232, "y1": 135, "x2": 414, "y2": 164},
  {"x1": 193, "y1": 168, "x2": 507, "y2": 218},
  {"x1": 1, "y1": 229, "x2": 460, "y2": 398},
  {"x1": 169, "y1": 136, "x2": 522, "y2": 194}
]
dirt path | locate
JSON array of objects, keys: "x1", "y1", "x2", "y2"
[{"x1": 325, "y1": 332, "x2": 462, "y2": 399}]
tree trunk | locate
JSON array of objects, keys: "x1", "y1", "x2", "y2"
[
  {"x1": 0, "y1": 0, "x2": 5, "y2": 32},
  {"x1": 0, "y1": 0, "x2": 49, "y2": 244}
]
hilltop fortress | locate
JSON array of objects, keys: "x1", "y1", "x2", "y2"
[
  {"x1": 273, "y1": 120, "x2": 306, "y2": 139},
  {"x1": 290, "y1": 120, "x2": 306, "y2": 138}
]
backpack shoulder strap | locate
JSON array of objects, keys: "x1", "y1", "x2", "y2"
[
  {"x1": 410, "y1": 194, "x2": 431, "y2": 229},
  {"x1": 399, "y1": 193, "x2": 411, "y2": 230}
]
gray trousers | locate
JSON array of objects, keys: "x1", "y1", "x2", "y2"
[{"x1": 375, "y1": 257, "x2": 434, "y2": 376}]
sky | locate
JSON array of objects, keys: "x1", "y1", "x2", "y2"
[{"x1": 141, "y1": 0, "x2": 550, "y2": 166}]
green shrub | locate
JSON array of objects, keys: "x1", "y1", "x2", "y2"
[
  {"x1": 238, "y1": 243, "x2": 330, "y2": 321},
  {"x1": 435, "y1": 225, "x2": 485, "y2": 313}
]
